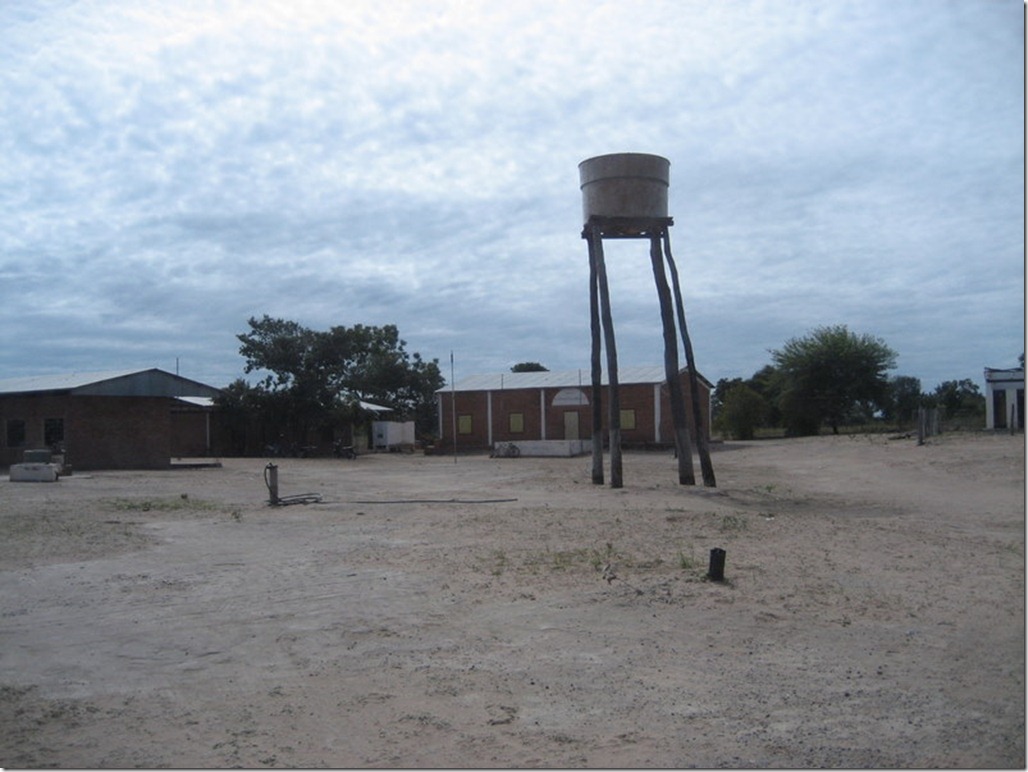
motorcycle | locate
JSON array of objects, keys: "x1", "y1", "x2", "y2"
[{"x1": 333, "y1": 439, "x2": 356, "y2": 460}]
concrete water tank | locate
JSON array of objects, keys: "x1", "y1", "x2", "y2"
[{"x1": 579, "y1": 153, "x2": 670, "y2": 223}]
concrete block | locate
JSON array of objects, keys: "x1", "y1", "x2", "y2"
[
  {"x1": 10, "y1": 463, "x2": 59, "y2": 482},
  {"x1": 507, "y1": 440, "x2": 588, "y2": 457}
]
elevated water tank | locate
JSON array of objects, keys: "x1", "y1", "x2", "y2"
[{"x1": 579, "y1": 153, "x2": 670, "y2": 224}]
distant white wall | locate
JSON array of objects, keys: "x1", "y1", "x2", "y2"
[
  {"x1": 984, "y1": 368, "x2": 1025, "y2": 429},
  {"x1": 496, "y1": 439, "x2": 587, "y2": 457},
  {"x1": 372, "y1": 421, "x2": 415, "y2": 448}
]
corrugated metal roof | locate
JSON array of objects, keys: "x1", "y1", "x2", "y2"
[
  {"x1": 438, "y1": 365, "x2": 702, "y2": 393},
  {"x1": 174, "y1": 396, "x2": 388, "y2": 410},
  {"x1": 0, "y1": 368, "x2": 221, "y2": 397},
  {"x1": 174, "y1": 396, "x2": 215, "y2": 408},
  {"x1": 0, "y1": 369, "x2": 150, "y2": 395}
]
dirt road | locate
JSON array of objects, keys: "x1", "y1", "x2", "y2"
[{"x1": 0, "y1": 433, "x2": 1023, "y2": 767}]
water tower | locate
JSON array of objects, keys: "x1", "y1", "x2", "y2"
[{"x1": 579, "y1": 152, "x2": 715, "y2": 488}]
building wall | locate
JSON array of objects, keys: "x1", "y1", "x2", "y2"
[
  {"x1": 438, "y1": 390, "x2": 492, "y2": 449},
  {"x1": 171, "y1": 407, "x2": 214, "y2": 457},
  {"x1": 984, "y1": 371, "x2": 1025, "y2": 430},
  {"x1": 437, "y1": 373, "x2": 710, "y2": 451},
  {"x1": 543, "y1": 387, "x2": 588, "y2": 442},
  {"x1": 1, "y1": 395, "x2": 173, "y2": 469}
]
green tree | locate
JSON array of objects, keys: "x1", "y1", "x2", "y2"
[
  {"x1": 747, "y1": 364, "x2": 784, "y2": 428},
  {"x1": 931, "y1": 379, "x2": 985, "y2": 420},
  {"x1": 511, "y1": 362, "x2": 548, "y2": 372},
  {"x1": 770, "y1": 325, "x2": 897, "y2": 435},
  {"x1": 711, "y1": 377, "x2": 745, "y2": 423},
  {"x1": 216, "y1": 378, "x2": 264, "y2": 455},
  {"x1": 715, "y1": 384, "x2": 768, "y2": 440},
  {"x1": 714, "y1": 368, "x2": 785, "y2": 430},
  {"x1": 881, "y1": 375, "x2": 923, "y2": 425},
  {"x1": 236, "y1": 316, "x2": 444, "y2": 440}
]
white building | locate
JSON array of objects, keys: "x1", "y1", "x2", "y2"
[{"x1": 984, "y1": 367, "x2": 1024, "y2": 430}]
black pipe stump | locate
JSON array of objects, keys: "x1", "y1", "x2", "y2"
[{"x1": 708, "y1": 547, "x2": 726, "y2": 582}]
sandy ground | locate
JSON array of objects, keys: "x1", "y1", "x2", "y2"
[{"x1": 0, "y1": 432, "x2": 1023, "y2": 769}]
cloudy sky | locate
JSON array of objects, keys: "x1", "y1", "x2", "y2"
[{"x1": 2, "y1": 0, "x2": 1023, "y2": 392}]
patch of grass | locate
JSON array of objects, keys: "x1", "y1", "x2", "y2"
[
  {"x1": 590, "y1": 542, "x2": 616, "y2": 570},
  {"x1": 718, "y1": 513, "x2": 749, "y2": 533},
  {"x1": 998, "y1": 540, "x2": 1022, "y2": 558},
  {"x1": 489, "y1": 549, "x2": 508, "y2": 576},
  {"x1": 524, "y1": 543, "x2": 620, "y2": 574},
  {"x1": 678, "y1": 549, "x2": 697, "y2": 570},
  {"x1": 752, "y1": 427, "x2": 788, "y2": 439},
  {"x1": 749, "y1": 482, "x2": 789, "y2": 500},
  {"x1": 489, "y1": 542, "x2": 619, "y2": 576},
  {"x1": 0, "y1": 510, "x2": 156, "y2": 567},
  {"x1": 104, "y1": 496, "x2": 221, "y2": 513},
  {"x1": 480, "y1": 540, "x2": 712, "y2": 579},
  {"x1": 549, "y1": 547, "x2": 591, "y2": 572}
]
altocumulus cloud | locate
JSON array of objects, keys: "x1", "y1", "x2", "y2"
[{"x1": 0, "y1": 0, "x2": 1022, "y2": 390}]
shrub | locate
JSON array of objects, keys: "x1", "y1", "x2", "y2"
[{"x1": 716, "y1": 384, "x2": 768, "y2": 440}]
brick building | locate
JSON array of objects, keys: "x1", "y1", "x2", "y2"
[
  {"x1": 0, "y1": 369, "x2": 222, "y2": 470},
  {"x1": 436, "y1": 366, "x2": 711, "y2": 453}
]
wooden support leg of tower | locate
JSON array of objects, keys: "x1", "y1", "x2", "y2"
[
  {"x1": 587, "y1": 231, "x2": 604, "y2": 485},
  {"x1": 663, "y1": 231, "x2": 716, "y2": 487},
  {"x1": 650, "y1": 234, "x2": 696, "y2": 486},
  {"x1": 592, "y1": 228, "x2": 623, "y2": 488}
]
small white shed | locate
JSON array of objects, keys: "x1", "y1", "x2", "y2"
[
  {"x1": 372, "y1": 420, "x2": 415, "y2": 451},
  {"x1": 984, "y1": 367, "x2": 1024, "y2": 430}
]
